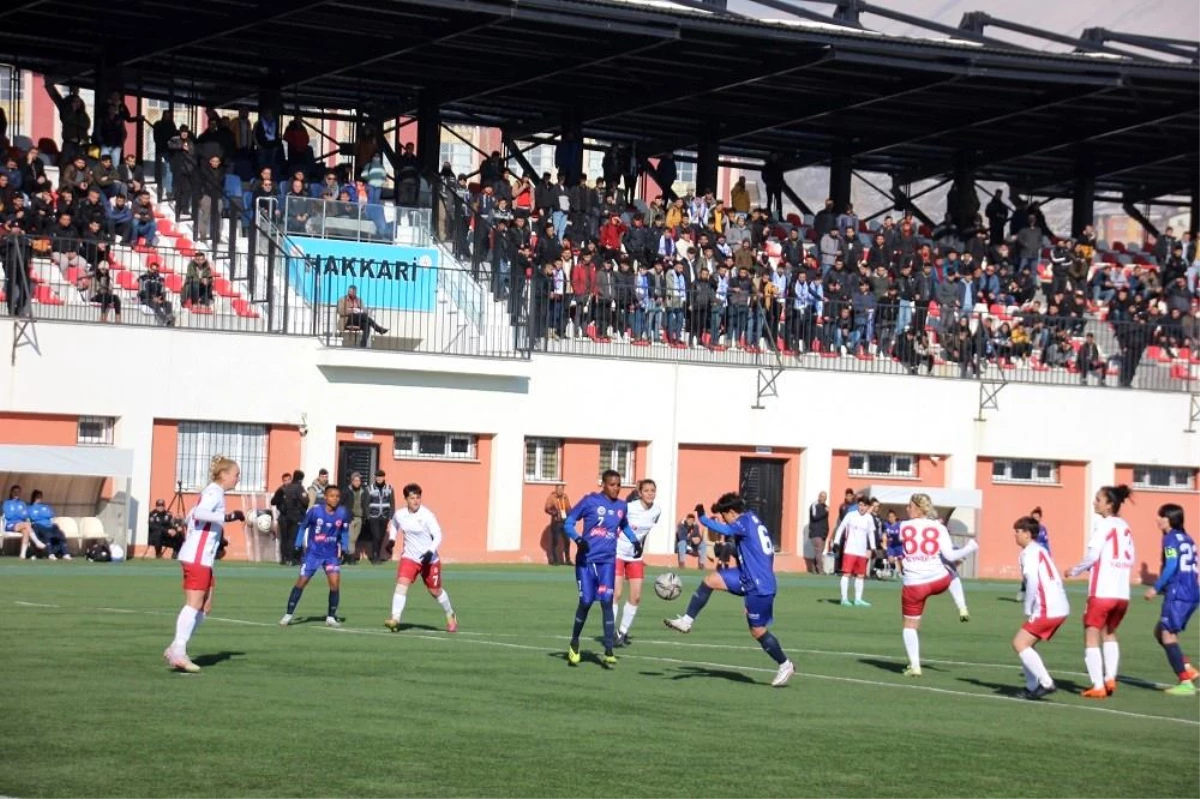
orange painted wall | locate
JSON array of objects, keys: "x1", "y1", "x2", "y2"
[
  {"x1": 676, "y1": 444, "x2": 801, "y2": 566},
  {"x1": 0, "y1": 412, "x2": 78, "y2": 445},
  {"x1": 1115, "y1": 465, "x2": 1200, "y2": 585},
  {"x1": 520, "y1": 440, "x2": 647, "y2": 563},
  {"x1": 830, "y1": 451, "x2": 946, "y2": 499},
  {"x1": 975, "y1": 459, "x2": 1088, "y2": 580},
  {"x1": 335, "y1": 428, "x2": 493, "y2": 562}
]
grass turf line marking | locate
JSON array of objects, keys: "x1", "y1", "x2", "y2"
[{"x1": 14, "y1": 600, "x2": 60, "y2": 608}]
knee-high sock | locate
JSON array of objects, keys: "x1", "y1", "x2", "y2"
[
  {"x1": 618, "y1": 602, "x2": 638, "y2": 635},
  {"x1": 948, "y1": 577, "x2": 967, "y2": 612},
  {"x1": 571, "y1": 601, "x2": 592, "y2": 646},
  {"x1": 840, "y1": 575, "x2": 849, "y2": 601},
  {"x1": 327, "y1": 589, "x2": 339, "y2": 619},
  {"x1": 286, "y1": 586, "x2": 304, "y2": 615},
  {"x1": 1020, "y1": 663, "x2": 1037, "y2": 691},
  {"x1": 601, "y1": 600, "x2": 615, "y2": 652},
  {"x1": 192, "y1": 610, "x2": 205, "y2": 636},
  {"x1": 390, "y1": 589, "x2": 408, "y2": 622},
  {"x1": 854, "y1": 577, "x2": 864, "y2": 602},
  {"x1": 902, "y1": 628, "x2": 920, "y2": 669},
  {"x1": 171, "y1": 606, "x2": 198, "y2": 653},
  {"x1": 1019, "y1": 647, "x2": 1052, "y2": 688},
  {"x1": 436, "y1": 590, "x2": 454, "y2": 615},
  {"x1": 758, "y1": 632, "x2": 788, "y2": 665},
  {"x1": 683, "y1": 583, "x2": 712, "y2": 622},
  {"x1": 1102, "y1": 641, "x2": 1120, "y2": 681},
  {"x1": 1163, "y1": 641, "x2": 1188, "y2": 678},
  {"x1": 1084, "y1": 647, "x2": 1104, "y2": 689}
]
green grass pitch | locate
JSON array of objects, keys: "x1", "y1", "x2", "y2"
[{"x1": 1, "y1": 561, "x2": 1196, "y2": 798}]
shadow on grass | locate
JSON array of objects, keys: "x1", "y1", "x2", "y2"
[
  {"x1": 546, "y1": 651, "x2": 611, "y2": 668},
  {"x1": 858, "y1": 657, "x2": 941, "y2": 674},
  {"x1": 670, "y1": 665, "x2": 756, "y2": 684},
  {"x1": 996, "y1": 596, "x2": 1022, "y2": 604},
  {"x1": 192, "y1": 651, "x2": 245, "y2": 668},
  {"x1": 958, "y1": 676, "x2": 1088, "y2": 696}
]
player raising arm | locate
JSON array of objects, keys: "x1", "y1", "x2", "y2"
[
  {"x1": 1065, "y1": 485, "x2": 1135, "y2": 699},
  {"x1": 1143, "y1": 503, "x2": 1200, "y2": 695},
  {"x1": 563, "y1": 470, "x2": 640, "y2": 667},
  {"x1": 281, "y1": 485, "x2": 350, "y2": 628},
  {"x1": 384, "y1": 484, "x2": 457, "y2": 633},
  {"x1": 898, "y1": 493, "x2": 978, "y2": 677},
  {"x1": 1011, "y1": 516, "x2": 1069, "y2": 700},
  {"x1": 613, "y1": 479, "x2": 662, "y2": 648},
  {"x1": 665, "y1": 494, "x2": 795, "y2": 687},
  {"x1": 830, "y1": 494, "x2": 877, "y2": 607},
  {"x1": 164, "y1": 456, "x2": 244, "y2": 673}
]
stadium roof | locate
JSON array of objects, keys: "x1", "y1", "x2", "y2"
[{"x1": 2, "y1": 0, "x2": 1197, "y2": 200}]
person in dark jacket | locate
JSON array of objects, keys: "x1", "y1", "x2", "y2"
[
  {"x1": 275, "y1": 471, "x2": 309, "y2": 566},
  {"x1": 169, "y1": 126, "x2": 198, "y2": 218},
  {"x1": 196, "y1": 154, "x2": 227, "y2": 243},
  {"x1": 807, "y1": 491, "x2": 830, "y2": 574}
]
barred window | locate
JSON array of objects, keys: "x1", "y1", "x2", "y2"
[
  {"x1": 525, "y1": 438, "x2": 562, "y2": 482},
  {"x1": 848, "y1": 452, "x2": 915, "y2": 478},
  {"x1": 1132, "y1": 465, "x2": 1196, "y2": 491},
  {"x1": 176, "y1": 422, "x2": 268, "y2": 492},
  {"x1": 77, "y1": 416, "x2": 114, "y2": 446},
  {"x1": 393, "y1": 430, "x2": 476, "y2": 460},
  {"x1": 599, "y1": 440, "x2": 636, "y2": 485},
  {"x1": 992, "y1": 459, "x2": 1058, "y2": 484}
]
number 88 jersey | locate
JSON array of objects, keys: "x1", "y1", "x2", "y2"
[{"x1": 899, "y1": 520, "x2": 956, "y2": 586}]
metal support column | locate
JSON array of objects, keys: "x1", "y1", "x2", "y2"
[
  {"x1": 751, "y1": 350, "x2": 787, "y2": 410},
  {"x1": 1190, "y1": 173, "x2": 1199, "y2": 236},
  {"x1": 696, "y1": 129, "x2": 719, "y2": 196},
  {"x1": 416, "y1": 90, "x2": 441, "y2": 178},
  {"x1": 560, "y1": 111, "x2": 584, "y2": 185},
  {"x1": 1071, "y1": 149, "x2": 1095, "y2": 238},
  {"x1": 829, "y1": 152, "x2": 852, "y2": 213},
  {"x1": 974, "y1": 377, "x2": 1007, "y2": 422}
]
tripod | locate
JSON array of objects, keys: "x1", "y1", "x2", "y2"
[{"x1": 141, "y1": 482, "x2": 187, "y2": 558}]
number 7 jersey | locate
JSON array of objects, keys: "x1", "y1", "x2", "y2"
[{"x1": 900, "y1": 519, "x2": 977, "y2": 586}]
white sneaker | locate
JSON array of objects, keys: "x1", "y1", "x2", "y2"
[
  {"x1": 1016, "y1": 591, "x2": 1025, "y2": 602},
  {"x1": 63, "y1": 554, "x2": 72, "y2": 560},
  {"x1": 48, "y1": 554, "x2": 57, "y2": 560},
  {"x1": 663, "y1": 615, "x2": 693, "y2": 634},
  {"x1": 279, "y1": 614, "x2": 293, "y2": 627},
  {"x1": 772, "y1": 660, "x2": 795, "y2": 687},
  {"x1": 325, "y1": 616, "x2": 342, "y2": 627}
]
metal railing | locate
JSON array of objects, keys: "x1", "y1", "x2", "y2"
[{"x1": 281, "y1": 195, "x2": 431, "y2": 246}]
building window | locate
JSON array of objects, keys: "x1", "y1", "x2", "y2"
[
  {"x1": 439, "y1": 129, "x2": 475, "y2": 177},
  {"x1": 848, "y1": 452, "x2": 916, "y2": 478},
  {"x1": 77, "y1": 416, "x2": 114, "y2": 446},
  {"x1": 676, "y1": 156, "x2": 696, "y2": 192},
  {"x1": 992, "y1": 459, "x2": 1058, "y2": 484},
  {"x1": 176, "y1": 421, "x2": 268, "y2": 492},
  {"x1": 1132, "y1": 465, "x2": 1196, "y2": 491},
  {"x1": 525, "y1": 438, "x2": 562, "y2": 482},
  {"x1": 393, "y1": 430, "x2": 477, "y2": 461},
  {"x1": 599, "y1": 440, "x2": 636, "y2": 485},
  {"x1": 0, "y1": 65, "x2": 22, "y2": 103}
]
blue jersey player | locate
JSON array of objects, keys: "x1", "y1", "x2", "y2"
[
  {"x1": 280, "y1": 485, "x2": 350, "y2": 628},
  {"x1": 664, "y1": 493, "x2": 795, "y2": 687},
  {"x1": 563, "y1": 470, "x2": 641, "y2": 668},
  {"x1": 1144, "y1": 503, "x2": 1200, "y2": 695},
  {"x1": 884, "y1": 511, "x2": 903, "y2": 575}
]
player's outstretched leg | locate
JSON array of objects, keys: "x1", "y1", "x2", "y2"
[
  {"x1": 666, "y1": 570, "x2": 727, "y2": 633},
  {"x1": 281, "y1": 574, "x2": 310, "y2": 626},
  {"x1": 434, "y1": 589, "x2": 457, "y2": 632},
  {"x1": 748, "y1": 594, "x2": 792, "y2": 687},
  {"x1": 948, "y1": 576, "x2": 969, "y2": 621}
]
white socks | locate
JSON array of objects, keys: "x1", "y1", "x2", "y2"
[
  {"x1": 948, "y1": 577, "x2": 967, "y2": 613},
  {"x1": 854, "y1": 577, "x2": 864, "y2": 603},
  {"x1": 192, "y1": 610, "x2": 206, "y2": 636},
  {"x1": 390, "y1": 589, "x2": 408, "y2": 622},
  {"x1": 436, "y1": 590, "x2": 454, "y2": 615},
  {"x1": 172, "y1": 606, "x2": 197, "y2": 653},
  {"x1": 1102, "y1": 641, "x2": 1120, "y2": 681},
  {"x1": 1018, "y1": 647, "x2": 1052, "y2": 688},
  {"x1": 618, "y1": 602, "x2": 638, "y2": 635},
  {"x1": 1021, "y1": 663, "x2": 1037, "y2": 691},
  {"x1": 840, "y1": 575, "x2": 850, "y2": 601},
  {"x1": 902, "y1": 628, "x2": 920, "y2": 669},
  {"x1": 1084, "y1": 647, "x2": 1104, "y2": 689}
]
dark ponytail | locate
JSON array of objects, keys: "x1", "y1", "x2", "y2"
[{"x1": 1100, "y1": 484, "x2": 1133, "y2": 514}]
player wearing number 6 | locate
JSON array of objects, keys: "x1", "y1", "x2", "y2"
[
  {"x1": 898, "y1": 493, "x2": 978, "y2": 677},
  {"x1": 1065, "y1": 485, "x2": 1134, "y2": 699},
  {"x1": 1143, "y1": 503, "x2": 1200, "y2": 695},
  {"x1": 384, "y1": 484, "x2": 458, "y2": 633},
  {"x1": 664, "y1": 493, "x2": 795, "y2": 687}
]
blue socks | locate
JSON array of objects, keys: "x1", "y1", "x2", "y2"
[
  {"x1": 758, "y1": 631, "x2": 788, "y2": 665},
  {"x1": 570, "y1": 601, "x2": 591, "y2": 647},
  {"x1": 327, "y1": 590, "x2": 339, "y2": 619},
  {"x1": 685, "y1": 583, "x2": 713, "y2": 619},
  {"x1": 1164, "y1": 641, "x2": 1187, "y2": 677},
  {"x1": 601, "y1": 600, "x2": 615, "y2": 654},
  {"x1": 286, "y1": 586, "x2": 303, "y2": 615}
]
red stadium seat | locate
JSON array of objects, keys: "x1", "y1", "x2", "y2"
[
  {"x1": 117, "y1": 270, "x2": 139, "y2": 291},
  {"x1": 163, "y1": 273, "x2": 184, "y2": 293},
  {"x1": 33, "y1": 285, "x2": 63, "y2": 305}
]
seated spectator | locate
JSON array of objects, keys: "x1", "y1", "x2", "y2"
[
  {"x1": 49, "y1": 212, "x2": 84, "y2": 270},
  {"x1": 336, "y1": 285, "x2": 387, "y2": 347},
  {"x1": 3, "y1": 484, "x2": 44, "y2": 559},
  {"x1": 183, "y1": 252, "x2": 214, "y2": 307},
  {"x1": 675, "y1": 513, "x2": 707, "y2": 570},
  {"x1": 138, "y1": 262, "x2": 175, "y2": 326},
  {"x1": 109, "y1": 193, "x2": 133, "y2": 242},
  {"x1": 118, "y1": 153, "x2": 144, "y2": 196},
  {"x1": 148, "y1": 499, "x2": 183, "y2": 558},
  {"x1": 285, "y1": 178, "x2": 310, "y2": 233},
  {"x1": 59, "y1": 154, "x2": 90, "y2": 192},
  {"x1": 81, "y1": 219, "x2": 112, "y2": 270},
  {"x1": 91, "y1": 153, "x2": 121, "y2": 198},
  {"x1": 20, "y1": 146, "x2": 47, "y2": 194},
  {"x1": 131, "y1": 191, "x2": 157, "y2": 245},
  {"x1": 27, "y1": 490, "x2": 71, "y2": 560},
  {"x1": 90, "y1": 262, "x2": 122, "y2": 323}
]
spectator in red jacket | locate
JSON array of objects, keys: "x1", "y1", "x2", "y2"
[{"x1": 599, "y1": 213, "x2": 627, "y2": 262}]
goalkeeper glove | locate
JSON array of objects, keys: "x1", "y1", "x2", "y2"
[{"x1": 226, "y1": 510, "x2": 245, "y2": 522}]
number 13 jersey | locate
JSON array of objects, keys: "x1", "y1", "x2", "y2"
[{"x1": 1084, "y1": 516, "x2": 1135, "y2": 601}]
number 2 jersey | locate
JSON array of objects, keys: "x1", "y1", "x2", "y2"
[
  {"x1": 296, "y1": 504, "x2": 351, "y2": 560},
  {"x1": 616, "y1": 500, "x2": 661, "y2": 562},
  {"x1": 1075, "y1": 516, "x2": 1135, "y2": 600},
  {"x1": 700, "y1": 510, "x2": 776, "y2": 596},
  {"x1": 900, "y1": 519, "x2": 978, "y2": 586},
  {"x1": 1154, "y1": 529, "x2": 1199, "y2": 605}
]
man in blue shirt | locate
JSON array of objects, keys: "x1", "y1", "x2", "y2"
[
  {"x1": 1144, "y1": 503, "x2": 1200, "y2": 695},
  {"x1": 280, "y1": 485, "x2": 350, "y2": 628},
  {"x1": 665, "y1": 492, "x2": 795, "y2": 687},
  {"x1": 3, "y1": 484, "x2": 44, "y2": 560},
  {"x1": 563, "y1": 470, "x2": 640, "y2": 668},
  {"x1": 27, "y1": 490, "x2": 70, "y2": 560}
]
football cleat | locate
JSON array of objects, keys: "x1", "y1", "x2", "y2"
[
  {"x1": 839, "y1": 599, "x2": 854, "y2": 607},
  {"x1": 383, "y1": 617, "x2": 401, "y2": 632},
  {"x1": 164, "y1": 648, "x2": 200, "y2": 673},
  {"x1": 853, "y1": 599, "x2": 871, "y2": 608},
  {"x1": 279, "y1": 614, "x2": 293, "y2": 627},
  {"x1": 1030, "y1": 683, "x2": 1057, "y2": 700},
  {"x1": 1165, "y1": 681, "x2": 1197, "y2": 696},
  {"x1": 324, "y1": 616, "x2": 342, "y2": 628},
  {"x1": 903, "y1": 665, "x2": 922, "y2": 677},
  {"x1": 1104, "y1": 679, "x2": 1116, "y2": 696},
  {"x1": 959, "y1": 609, "x2": 970, "y2": 623},
  {"x1": 567, "y1": 645, "x2": 581, "y2": 666},
  {"x1": 1081, "y1": 687, "x2": 1108, "y2": 699},
  {"x1": 771, "y1": 661, "x2": 795, "y2": 687},
  {"x1": 601, "y1": 653, "x2": 618, "y2": 669},
  {"x1": 446, "y1": 613, "x2": 458, "y2": 633},
  {"x1": 1182, "y1": 665, "x2": 1200, "y2": 682},
  {"x1": 663, "y1": 616, "x2": 692, "y2": 634},
  {"x1": 613, "y1": 631, "x2": 628, "y2": 648}
]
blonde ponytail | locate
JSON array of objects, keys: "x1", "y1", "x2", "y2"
[
  {"x1": 911, "y1": 493, "x2": 939, "y2": 520},
  {"x1": 209, "y1": 455, "x2": 237, "y2": 484}
]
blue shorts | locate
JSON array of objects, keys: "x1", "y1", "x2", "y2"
[
  {"x1": 576, "y1": 561, "x2": 615, "y2": 605},
  {"x1": 886, "y1": 545, "x2": 904, "y2": 558},
  {"x1": 1160, "y1": 599, "x2": 1199, "y2": 634},
  {"x1": 300, "y1": 554, "x2": 340, "y2": 579},
  {"x1": 716, "y1": 567, "x2": 775, "y2": 628},
  {"x1": 4, "y1": 519, "x2": 26, "y2": 533}
]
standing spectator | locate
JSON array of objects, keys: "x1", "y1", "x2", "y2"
[
  {"x1": 760, "y1": 154, "x2": 783, "y2": 219},
  {"x1": 253, "y1": 109, "x2": 283, "y2": 172},
  {"x1": 807, "y1": 491, "x2": 830, "y2": 574},
  {"x1": 340, "y1": 472, "x2": 367, "y2": 563},
  {"x1": 362, "y1": 469, "x2": 395, "y2": 564},
  {"x1": 1016, "y1": 215, "x2": 1042, "y2": 273},
  {"x1": 152, "y1": 112, "x2": 178, "y2": 198},
  {"x1": 275, "y1": 470, "x2": 309, "y2": 566},
  {"x1": 544, "y1": 483, "x2": 572, "y2": 565},
  {"x1": 148, "y1": 499, "x2": 183, "y2": 559},
  {"x1": 45, "y1": 81, "x2": 90, "y2": 163},
  {"x1": 337, "y1": 285, "x2": 388, "y2": 347},
  {"x1": 196, "y1": 154, "x2": 226, "y2": 243},
  {"x1": 169, "y1": 126, "x2": 198, "y2": 219},
  {"x1": 307, "y1": 469, "x2": 330, "y2": 510}
]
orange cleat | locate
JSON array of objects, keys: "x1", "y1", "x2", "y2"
[
  {"x1": 1182, "y1": 665, "x2": 1200, "y2": 683},
  {"x1": 1104, "y1": 679, "x2": 1116, "y2": 696},
  {"x1": 1081, "y1": 687, "x2": 1108, "y2": 700}
]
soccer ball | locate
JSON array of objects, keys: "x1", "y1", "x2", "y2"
[
  {"x1": 254, "y1": 513, "x2": 273, "y2": 534},
  {"x1": 654, "y1": 572, "x2": 683, "y2": 600}
]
